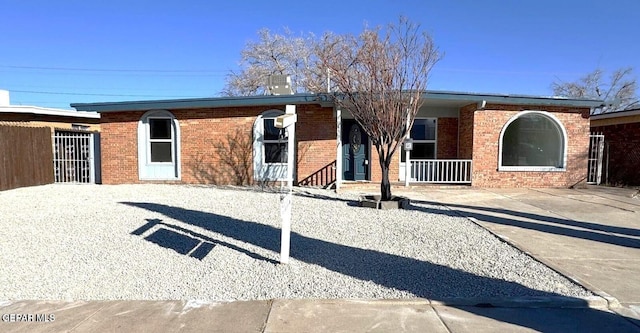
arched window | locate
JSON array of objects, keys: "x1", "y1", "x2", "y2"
[
  {"x1": 138, "y1": 110, "x2": 180, "y2": 180},
  {"x1": 253, "y1": 109, "x2": 291, "y2": 181},
  {"x1": 499, "y1": 111, "x2": 567, "y2": 171}
]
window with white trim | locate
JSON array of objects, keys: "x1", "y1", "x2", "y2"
[
  {"x1": 263, "y1": 117, "x2": 288, "y2": 164},
  {"x1": 253, "y1": 110, "x2": 290, "y2": 181},
  {"x1": 499, "y1": 111, "x2": 566, "y2": 171},
  {"x1": 401, "y1": 118, "x2": 437, "y2": 161},
  {"x1": 138, "y1": 110, "x2": 180, "y2": 180},
  {"x1": 148, "y1": 118, "x2": 173, "y2": 163}
]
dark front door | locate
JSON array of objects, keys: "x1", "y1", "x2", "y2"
[{"x1": 342, "y1": 120, "x2": 369, "y2": 181}]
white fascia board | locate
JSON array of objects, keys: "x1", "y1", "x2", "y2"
[{"x1": 0, "y1": 105, "x2": 100, "y2": 119}]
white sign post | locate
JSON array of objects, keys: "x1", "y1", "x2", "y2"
[
  {"x1": 405, "y1": 113, "x2": 412, "y2": 187},
  {"x1": 275, "y1": 105, "x2": 297, "y2": 264}
]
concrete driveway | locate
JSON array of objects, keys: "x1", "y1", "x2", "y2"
[{"x1": 393, "y1": 185, "x2": 640, "y2": 320}]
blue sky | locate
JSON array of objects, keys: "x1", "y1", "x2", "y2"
[{"x1": 1, "y1": 0, "x2": 639, "y2": 109}]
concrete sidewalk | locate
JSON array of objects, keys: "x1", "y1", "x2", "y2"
[{"x1": 1, "y1": 299, "x2": 639, "y2": 333}]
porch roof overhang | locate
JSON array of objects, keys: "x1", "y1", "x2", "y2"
[{"x1": 70, "y1": 93, "x2": 327, "y2": 113}]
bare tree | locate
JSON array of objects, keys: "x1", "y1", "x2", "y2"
[
  {"x1": 552, "y1": 67, "x2": 639, "y2": 113},
  {"x1": 318, "y1": 18, "x2": 441, "y2": 201},
  {"x1": 222, "y1": 28, "x2": 326, "y2": 96}
]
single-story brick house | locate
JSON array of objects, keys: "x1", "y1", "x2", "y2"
[
  {"x1": 590, "y1": 108, "x2": 640, "y2": 186},
  {"x1": 71, "y1": 91, "x2": 602, "y2": 188}
]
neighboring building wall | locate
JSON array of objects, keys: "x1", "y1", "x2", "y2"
[
  {"x1": 99, "y1": 104, "x2": 336, "y2": 186},
  {"x1": 0, "y1": 113, "x2": 100, "y2": 132},
  {"x1": 437, "y1": 117, "x2": 458, "y2": 159},
  {"x1": 471, "y1": 104, "x2": 591, "y2": 188},
  {"x1": 591, "y1": 119, "x2": 640, "y2": 186}
]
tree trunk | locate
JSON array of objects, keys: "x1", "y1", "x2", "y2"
[{"x1": 380, "y1": 164, "x2": 392, "y2": 201}]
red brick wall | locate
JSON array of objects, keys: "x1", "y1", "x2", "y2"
[
  {"x1": 471, "y1": 104, "x2": 591, "y2": 188},
  {"x1": 437, "y1": 117, "x2": 458, "y2": 159},
  {"x1": 99, "y1": 104, "x2": 336, "y2": 186},
  {"x1": 100, "y1": 112, "x2": 144, "y2": 184},
  {"x1": 370, "y1": 145, "x2": 400, "y2": 183},
  {"x1": 177, "y1": 107, "x2": 260, "y2": 185},
  {"x1": 296, "y1": 105, "x2": 337, "y2": 186},
  {"x1": 459, "y1": 104, "x2": 475, "y2": 159},
  {"x1": 591, "y1": 122, "x2": 640, "y2": 186}
]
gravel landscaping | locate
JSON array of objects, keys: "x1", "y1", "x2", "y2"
[{"x1": 0, "y1": 184, "x2": 592, "y2": 301}]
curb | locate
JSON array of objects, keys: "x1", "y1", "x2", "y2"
[
  {"x1": 316, "y1": 297, "x2": 609, "y2": 309},
  {"x1": 429, "y1": 296, "x2": 608, "y2": 309}
]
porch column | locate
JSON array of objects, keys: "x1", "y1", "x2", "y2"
[
  {"x1": 405, "y1": 112, "x2": 411, "y2": 187},
  {"x1": 335, "y1": 108, "x2": 342, "y2": 190}
]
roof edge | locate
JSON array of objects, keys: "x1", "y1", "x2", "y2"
[
  {"x1": 71, "y1": 93, "x2": 322, "y2": 112},
  {"x1": 422, "y1": 90, "x2": 604, "y2": 108},
  {"x1": 591, "y1": 108, "x2": 640, "y2": 120},
  {"x1": 71, "y1": 90, "x2": 604, "y2": 113},
  {"x1": 0, "y1": 105, "x2": 100, "y2": 119}
]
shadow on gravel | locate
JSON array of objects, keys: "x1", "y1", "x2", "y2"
[
  {"x1": 411, "y1": 200, "x2": 640, "y2": 249},
  {"x1": 130, "y1": 218, "x2": 278, "y2": 263},
  {"x1": 121, "y1": 201, "x2": 640, "y2": 332}
]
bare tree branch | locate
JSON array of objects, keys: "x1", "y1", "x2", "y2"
[
  {"x1": 552, "y1": 67, "x2": 639, "y2": 114},
  {"x1": 221, "y1": 28, "x2": 325, "y2": 96},
  {"x1": 318, "y1": 17, "x2": 441, "y2": 200}
]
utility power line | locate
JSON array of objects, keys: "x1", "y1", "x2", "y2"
[
  {"x1": 10, "y1": 89, "x2": 201, "y2": 98},
  {"x1": 0, "y1": 65, "x2": 231, "y2": 74}
]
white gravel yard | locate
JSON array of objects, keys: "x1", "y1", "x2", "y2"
[{"x1": 0, "y1": 184, "x2": 592, "y2": 301}]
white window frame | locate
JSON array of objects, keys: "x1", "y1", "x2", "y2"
[
  {"x1": 137, "y1": 110, "x2": 181, "y2": 181},
  {"x1": 498, "y1": 110, "x2": 568, "y2": 172},
  {"x1": 262, "y1": 116, "x2": 289, "y2": 166},
  {"x1": 147, "y1": 117, "x2": 174, "y2": 164},
  {"x1": 253, "y1": 109, "x2": 291, "y2": 182},
  {"x1": 401, "y1": 117, "x2": 438, "y2": 162}
]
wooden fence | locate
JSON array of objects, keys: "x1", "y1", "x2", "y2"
[{"x1": 0, "y1": 125, "x2": 54, "y2": 191}]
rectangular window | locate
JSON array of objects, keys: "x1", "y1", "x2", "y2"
[
  {"x1": 263, "y1": 118, "x2": 288, "y2": 164},
  {"x1": 401, "y1": 118, "x2": 437, "y2": 161},
  {"x1": 149, "y1": 119, "x2": 171, "y2": 139},
  {"x1": 410, "y1": 119, "x2": 436, "y2": 141},
  {"x1": 150, "y1": 142, "x2": 172, "y2": 162},
  {"x1": 264, "y1": 142, "x2": 288, "y2": 163},
  {"x1": 148, "y1": 118, "x2": 173, "y2": 163}
]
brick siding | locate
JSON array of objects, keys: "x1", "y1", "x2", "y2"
[
  {"x1": 592, "y1": 121, "x2": 640, "y2": 186},
  {"x1": 437, "y1": 117, "x2": 458, "y2": 159},
  {"x1": 99, "y1": 105, "x2": 336, "y2": 186},
  {"x1": 470, "y1": 104, "x2": 591, "y2": 188}
]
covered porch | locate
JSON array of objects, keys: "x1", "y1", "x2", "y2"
[{"x1": 334, "y1": 91, "x2": 476, "y2": 188}]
